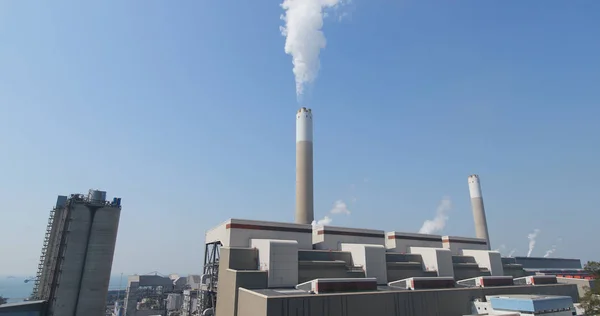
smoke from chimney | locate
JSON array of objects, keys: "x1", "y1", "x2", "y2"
[
  {"x1": 493, "y1": 244, "x2": 506, "y2": 253},
  {"x1": 418, "y1": 197, "x2": 451, "y2": 234},
  {"x1": 314, "y1": 216, "x2": 332, "y2": 226},
  {"x1": 543, "y1": 237, "x2": 562, "y2": 258},
  {"x1": 330, "y1": 200, "x2": 350, "y2": 214},
  {"x1": 312, "y1": 199, "x2": 351, "y2": 227},
  {"x1": 280, "y1": 0, "x2": 345, "y2": 97},
  {"x1": 543, "y1": 247, "x2": 556, "y2": 258},
  {"x1": 527, "y1": 229, "x2": 541, "y2": 257}
]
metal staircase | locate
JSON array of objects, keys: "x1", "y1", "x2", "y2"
[{"x1": 31, "y1": 207, "x2": 56, "y2": 299}]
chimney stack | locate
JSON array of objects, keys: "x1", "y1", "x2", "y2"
[
  {"x1": 295, "y1": 107, "x2": 314, "y2": 224},
  {"x1": 468, "y1": 174, "x2": 491, "y2": 249}
]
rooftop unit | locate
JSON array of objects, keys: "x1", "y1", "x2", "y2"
[
  {"x1": 514, "y1": 275, "x2": 558, "y2": 286},
  {"x1": 442, "y1": 236, "x2": 489, "y2": 255},
  {"x1": 205, "y1": 218, "x2": 313, "y2": 249},
  {"x1": 388, "y1": 277, "x2": 455, "y2": 290},
  {"x1": 313, "y1": 225, "x2": 385, "y2": 250},
  {"x1": 385, "y1": 232, "x2": 442, "y2": 253},
  {"x1": 456, "y1": 276, "x2": 514, "y2": 288},
  {"x1": 295, "y1": 278, "x2": 378, "y2": 294}
]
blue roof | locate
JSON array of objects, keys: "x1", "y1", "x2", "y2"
[
  {"x1": 0, "y1": 300, "x2": 45, "y2": 308},
  {"x1": 489, "y1": 295, "x2": 573, "y2": 313}
]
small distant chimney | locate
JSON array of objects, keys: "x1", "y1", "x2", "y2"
[{"x1": 468, "y1": 175, "x2": 491, "y2": 250}]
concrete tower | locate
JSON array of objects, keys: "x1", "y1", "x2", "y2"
[
  {"x1": 296, "y1": 107, "x2": 314, "y2": 224},
  {"x1": 468, "y1": 174, "x2": 491, "y2": 249},
  {"x1": 32, "y1": 190, "x2": 122, "y2": 316}
]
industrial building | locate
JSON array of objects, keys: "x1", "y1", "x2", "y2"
[
  {"x1": 198, "y1": 218, "x2": 584, "y2": 316},
  {"x1": 190, "y1": 107, "x2": 588, "y2": 316},
  {"x1": 0, "y1": 190, "x2": 122, "y2": 316},
  {"x1": 0, "y1": 108, "x2": 591, "y2": 316},
  {"x1": 470, "y1": 294, "x2": 579, "y2": 315},
  {"x1": 123, "y1": 273, "x2": 202, "y2": 316}
]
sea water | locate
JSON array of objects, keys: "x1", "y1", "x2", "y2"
[{"x1": 0, "y1": 275, "x2": 127, "y2": 304}]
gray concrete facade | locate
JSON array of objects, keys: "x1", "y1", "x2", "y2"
[
  {"x1": 216, "y1": 248, "x2": 268, "y2": 316},
  {"x1": 75, "y1": 206, "x2": 122, "y2": 315},
  {"x1": 237, "y1": 284, "x2": 579, "y2": 316},
  {"x1": 295, "y1": 107, "x2": 314, "y2": 225},
  {"x1": 295, "y1": 141, "x2": 313, "y2": 225},
  {"x1": 470, "y1": 197, "x2": 490, "y2": 249},
  {"x1": 468, "y1": 175, "x2": 491, "y2": 249},
  {"x1": 33, "y1": 192, "x2": 122, "y2": 316},
  {"x1": 557, "y1": 277, "x2": 596, "y2": 298}
]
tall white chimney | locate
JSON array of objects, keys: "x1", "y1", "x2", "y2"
[
  {"x1": 468, "y1": 174, "x2": 491, "y2": 249},
  {"x1": 295, "y1": 107, "x2": 314, "y2": 224}
]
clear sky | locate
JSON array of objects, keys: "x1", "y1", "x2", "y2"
[{"x1": 1, "y1": 1, "x2": 599, "y2": 276}]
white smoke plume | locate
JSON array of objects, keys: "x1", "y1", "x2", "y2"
[
  {"x1": 526, "y1": 229, "x2": 541, "y2": 257},
  {"x1": 543, "y1": 247, "x2": 556, "y2": 258},
  {"x1": 312, "y1": 199, "x2": 350, "y2": 227},
  {"x1": 315, "y1": 216, "x2": 332, "y2": 225},
  {"x1": 280, "y1": 0, "x2": 346, "y2": 96},
  {"x1": 418, "y1": 197, "x2": 452, "y2": 234},
  {"x1": 330, "y1": 200, "x2": 351, "y2": 214},
  {"x1": 543, "y1": 238, "x2": 562, "y2": 258},
  {"x1": 508, "y1": 249, "x2": 516, "y2": 257},
  {"x1": 494, "y1": 244, "x2": 506, "y2": 253}
]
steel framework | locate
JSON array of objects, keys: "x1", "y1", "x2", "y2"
[{"x1": 199, "y1": 241, "x2": 221, "y2": 314}]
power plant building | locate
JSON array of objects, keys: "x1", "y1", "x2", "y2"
[
  {"x1": 24, "y1": 190, "x2": 122, "y2": 316},
  {"x1": 190, "y1": 108, "x2": 586, "y2": 316}
]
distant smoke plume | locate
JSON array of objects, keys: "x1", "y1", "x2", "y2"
[
  {"x1": 312, "y1": 199, "x2": 350, "y2": 227},
  {"x1": 330, "y1": 200, "x2": 350, "y2": 215},
  {"x1": 543, "y1": 247, "x2": 556, "y2": 258},
  {"x1": 508, "y1": 249, "x2": 516, "y2": 257},
  {"x1": 543, "y1": 237, "x2": 562, "y2": 258},
  {"x1": 280, "y1": 0, "x2": 346, "y2": 96},
  {"x1": 494, "y1": 244, "x2": 506, "y2": 253},
  {"x1": 526, "y1": 229, "x2": 541, "y2": 257},
  {"x1": 418, "y1": 197, "x2": 452, "y2": 234}
]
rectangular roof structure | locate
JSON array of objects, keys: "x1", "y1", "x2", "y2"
[
  {"x1": 205, "y1": 218, "x2": 313, "y2": 248},
  {"x1": 386, "y1": 232, "x2": 442, "y2": 242},
  {"x1": 488, "y1": 295, "x2": 574, "y2": 313},
  {"x1": 314, "y1": 225, "x2": 385, "y2": 238},
  {"x1": 442, "y1": 236, "x2": 488, "y2": 245}
]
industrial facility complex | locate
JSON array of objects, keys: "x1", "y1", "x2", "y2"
[
  {"x1": 187, "y1": 108, "x2": 591, "y2": 316},
  {"x1": 0, "y1": 108, "x2": 595, "y2": 316}
]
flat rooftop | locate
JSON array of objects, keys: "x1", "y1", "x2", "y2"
[{"x1": 245, "y1": 284, "x2": 572, "y2": 298}]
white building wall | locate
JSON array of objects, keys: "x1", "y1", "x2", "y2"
[
  {"x1": 461, "y1": 249, "x2": 504, "y2": 276},
  {"x1": 385, "y1": 232, "x2": 443, "y2": 253},
  {"x1": 409, "y1": 247, "x2": 454, "y2": 278},
  {"x1": 251, "y1": 239, "x2": 299, "y2": 288},
  {"x1": 442, "y1": 236, "x2": 489, "y2": 255},
  {"x1": 341, "y1": 244, "x2": 388, "y2": 284},
  {"x1": 206, "y1": 219, "x2": 312, "y2": 249},
  {"x1": 313, "y1": 226, "x2": 385, "y2": 250}
]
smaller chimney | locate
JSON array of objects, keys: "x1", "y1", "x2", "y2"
[{"x1": 468, "y1": 174, "x2": 491, "y2": 250}]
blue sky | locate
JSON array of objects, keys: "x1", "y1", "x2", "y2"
[{"x1": 1, "y1": 1, "x2": 599, "y2": 275}]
